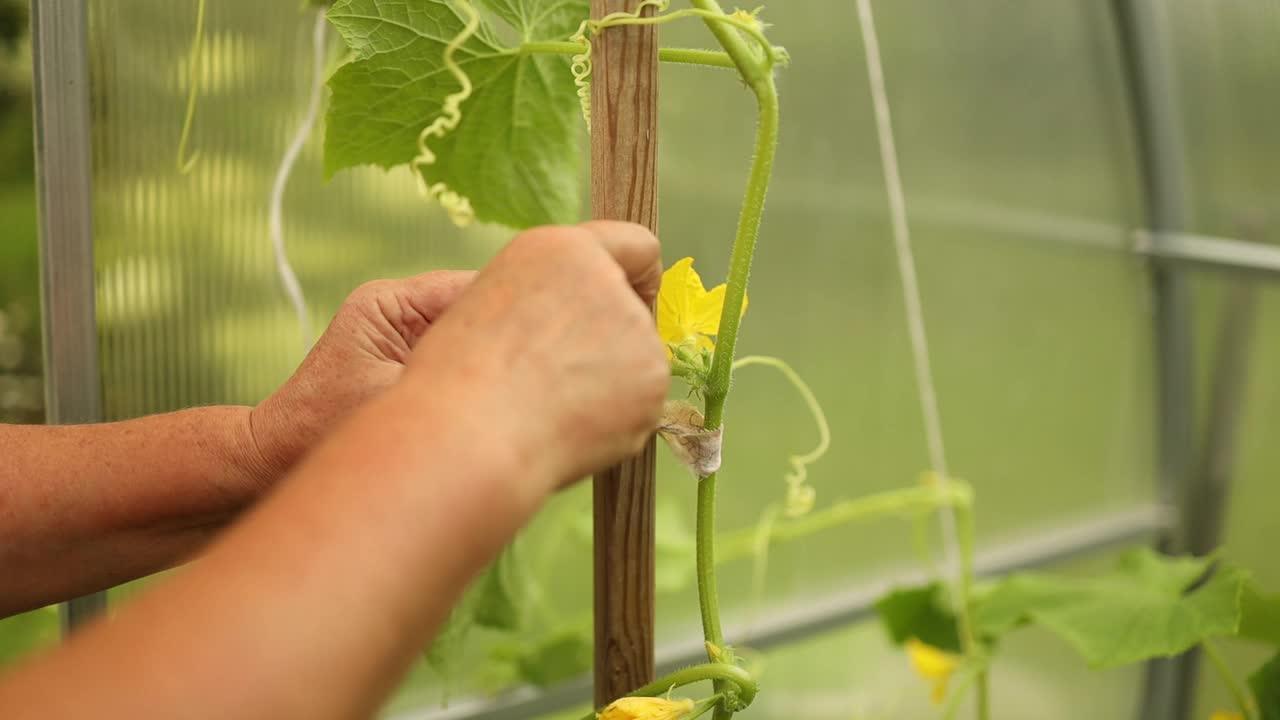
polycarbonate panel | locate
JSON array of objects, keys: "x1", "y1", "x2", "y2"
[
  {"x1": 87, "y1": 1, "x2": 507, "y2": 420},
  {"x1": 1165, "y1": 1, "x2": 1280, "y2": 243}
]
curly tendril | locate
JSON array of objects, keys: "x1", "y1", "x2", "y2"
[
  {"x1": 569, "y1": 0, "x2": 669, "y2": 129},
  {"x1": 410, "y1": 0, "x2": 481, "y2": 226},
  {"x1": 732, "y1": 355, "x2": 830, "y2": 518},
  {"x1": 569, "y1": 2, "x2": 784, "y2": 130}
]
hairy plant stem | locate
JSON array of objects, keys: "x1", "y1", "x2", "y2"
[
  {"x1": 689, "y1": 0, "x2": 771, "y2": 87},
  {"x1": 519, "y1": 41, "x2": 737, "y2": 68},
  {"x1": 953, "y1": 494, "x2": 988, "y2": 719},
  {"x1": 695, "y1": 86, "x2": 776, "y2": 686},
  {"x1": 686, "y1": 6, "x2": 780, "y2": 716},
  {"x1": 576, "y1": 665, "x2": 757, "y2": 720},
  {"x1": 633, "y1": 662, "x2": 759, "y2": 704},
  {"x1": 715, "y1": 483, "x2": 971, "y2": 564}
]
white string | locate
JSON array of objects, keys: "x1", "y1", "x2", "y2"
[
  {"x1": 268, "y1": 10, "x2": 328, "y2": 355},
  {"x1": 854, "y1": 0, "x2": 964, "y2": 586}
]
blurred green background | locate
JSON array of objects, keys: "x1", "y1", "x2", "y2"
[{"x1": 1, "y1": 1, "x2": 1278, "y2": 719}]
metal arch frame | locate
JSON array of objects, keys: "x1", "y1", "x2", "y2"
[
  {"x1": 1112, "y1": 2, "x2": 1260, "y2": 720},
  {"x1": 24, "y1": 0, "x2": 1275, "y2": 716},
  {"x1": 30, "y1": 0, "x2": 110, "y2": 632}
]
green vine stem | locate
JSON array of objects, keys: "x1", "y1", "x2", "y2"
[
  {"x1": 689, "y1": 0, "x2": 772, "y2": 89},
  {"x1": 576, "y1": 664, "x2": 758, "y2": 720},
  {"x1": 678, "y1": 3, "x2": 783, "y2": 718},
  {"x1": 633, "y1": 662, "x2": 759, "y2": 705},
  {"x1": 695, "y1": 60, "x2": 776, "y2": 649},
  {"x1": 954, "y1": 495, "x2": 988, "y2": 718},
  {"x1": 686, "y1": 696, "x2": 728, "y2": 720},
  {"x1": 715, "y1": 483, "x2": 972, "y2": 564}
]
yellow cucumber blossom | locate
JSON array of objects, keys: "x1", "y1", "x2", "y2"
[
  {"x1": 905, "y1": 638, "x2": 958, "y2": 705},
  {"x1": 1209, "y1": 712, "x2": 1243, "y2": 720},
  {"x1": 705, "y1": 641, "x2": 725, "y2": 662},
  {"x1": 730, "y1": 6, "x2": 769, "y2": 32},
  {"x1": 657, "y1": 257, "x2": 748, "y2": 361},
  {"x1": 597, "y1": 696, "x2": 696, "y2": 720}
]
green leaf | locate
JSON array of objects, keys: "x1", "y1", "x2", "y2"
[
  {"x1": 874, "y1": 582, "x2": 963, "y2": 653},
  {"x1": 974, "y1": 548, "x2": 1247, "y2": 668},
  {"x1": 1250, "y1": 651, "x2": 1280, "y2": 720},
  {"x1": 324, "y1": 0, "x2": 588, "y2": 228},
  {"x1": 1240, "y1": 580, "x2": 1280, "y2": 646},
  {"x1": 516, "y1": 628, "x2": 592, "y2": 687},
  {"x1": 473, "y1": 545, "x2": 523, "y2": 631}
]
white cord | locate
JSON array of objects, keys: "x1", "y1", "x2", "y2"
[
  {"x1": 854, "y1": 0, "x2": 964, "y2": 586},
  {"x1": 268, "y1": 10, "x2": 328, "y2": 355}
]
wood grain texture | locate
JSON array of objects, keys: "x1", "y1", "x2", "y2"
[{"x1": 590, "y1": 0, "x2": 659, "y2": 708}]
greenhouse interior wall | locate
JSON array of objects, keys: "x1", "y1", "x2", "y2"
[{"x1": 1, "y1": 1, "x2": 1279, "y2": 719}]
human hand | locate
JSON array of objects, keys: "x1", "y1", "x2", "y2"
[
  {"x1": 249, "y1": 270, "x2": 476, "y2": 482},
  {"x1": 403, "y1": 221, "x2": 669, "y2": 492}
]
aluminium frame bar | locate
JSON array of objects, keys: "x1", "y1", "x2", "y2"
[
  {"x1": 30, "y1": 0, "x2": 109, "y2": 632},
  {"x1": 1111, "y1": 2, "x2": 1206, "y2": 720},
  {"x1": 1136, "y1": 230, "x2": 1280, "y2": 279},
  {"x1": 394, "y1": 503, "x2": 1170, "y2": 720}
]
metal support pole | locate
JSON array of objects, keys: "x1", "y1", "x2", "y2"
[
  {"x1": 1184, "y1": 284, "x2": 1256, "y2": 558},
  {"x1": 1111, "y1": 2, "x2": 1203, "y2": 719},
  {"x1": 30, "y1": 0, "x2": 108, "y2": 632}
]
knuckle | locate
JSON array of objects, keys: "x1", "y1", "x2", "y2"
[
  {"x1": 347, "y1": 278, "x2": 393, "y2": 304},
  {"x1": 635, "y1": 227, "x2": 661, "y2": 257}
]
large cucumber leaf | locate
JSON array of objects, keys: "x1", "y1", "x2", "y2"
[
  {"x1": 325, "y1": 0, "x2": 588, "y2": 228},
  {"x1": 974, "y1": 548, "x2": 1247, "y2": 668},
  {"x1": 874, "y1": 582, "x2": 964, "y2": 654},
  {"x1": 473, "y1": 545, "x2": 523, "y2": 631},
  {"x1": 1240, "y1": 579, "x2": 1280, "y2": 646}
]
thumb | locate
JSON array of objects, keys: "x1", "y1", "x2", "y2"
[{"x1": 577, "y1": 220, "x2": 663, "y2": 306}]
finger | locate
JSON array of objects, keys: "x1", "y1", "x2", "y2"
[
  {"x1": 577, "y1": 220, "x2": 663, "y2": 306},
  {"x1": 395, "y1": 270, "x2": 477, "y2": 323}
]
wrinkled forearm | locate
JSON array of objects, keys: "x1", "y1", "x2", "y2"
[
  {"x1": 0, "y1": 373, "x2": 550, "y2": 720},
  {"x1": 0, "y1": 406, "x2": 270, "y2": 616}
]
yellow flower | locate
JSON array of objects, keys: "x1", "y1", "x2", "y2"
[
  {"x1": 706, "y1": 641, "x2": 725, "y2": 662},
  {"x1": 905, "y1": 638, "x2": 958, "y2": 705},
  {"x1": 657, "y1": 257, "x2": 747, "y2": 359},
  {"x1": 1209, "y1": 712, "x2": 1244, "y2": 720},
  {"x1": 596, "y1": 696, "x2": 696, "y2": 720},
  {"x1": 729, "y1": 7, "x2": 769, "y2": 31}
]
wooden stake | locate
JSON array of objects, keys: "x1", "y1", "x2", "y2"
[{"x1": 590, "y1": 0, "x2": 659, "y2": 708}]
